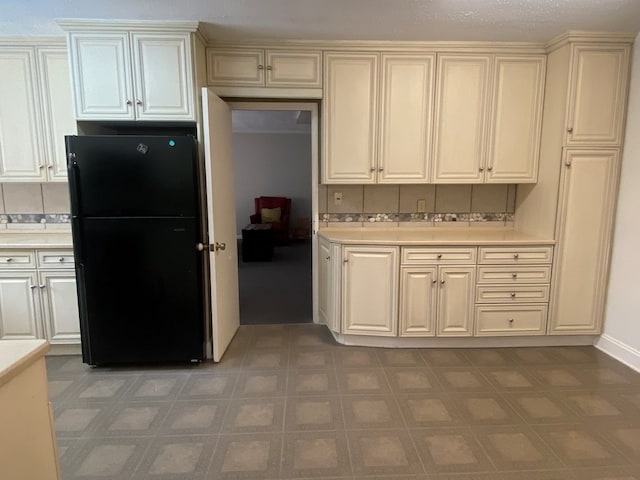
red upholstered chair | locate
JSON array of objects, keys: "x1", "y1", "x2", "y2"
[{"x1": 250, "y1": 196, "x2": 291, "y2": 244}]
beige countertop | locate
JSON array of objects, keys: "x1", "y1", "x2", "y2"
[
  {"x1": 0, "y1": 232, "x2": 73, "y2": 248},
  {"x1": 318, "y1": 227, "x2": 555, "y2": 245},
  {"x1": 0, "y1": 340, "x2": 50, "y2": 387}
]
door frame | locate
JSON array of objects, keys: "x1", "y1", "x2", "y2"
[{"x1": 228, "y1": 101, "x2": 320, "y2": 325}]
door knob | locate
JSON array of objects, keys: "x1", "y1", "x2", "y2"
[{"x1": 213, "y1": 242, "x2": 226, "y2": 252}]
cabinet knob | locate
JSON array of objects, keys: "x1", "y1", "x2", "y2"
[
  {"x1": 266, "y1": 65, "x2": 273, "y2": 71},
  {"x1": 378, "y1": 167, "x2": 384, "y2": 172},
  {"x1": 479, "y1": 166, "x2": 484, "y2": 172},
  {"x1": 437, "y1": 253, "x2": 442, "y2": 259},
  {"x1": 510, "y1": 292, "x2": 516, "y2": 298},
  {"x1": 343, "y1": 258, "x2": 348, "y2": 263},
  {"x1": 136, "y1": 99, "x2": 143, "y2": 106},
  {"x1": 512, "y1": 272, "x2": 517, "y2": 278},
  {"x1": 126, "y1": 100, "x2": 133, "y2": 106},
  {"x1": 59, "y1": 257, "x2": 65, "y2": 262},
  {"x1": 38, "y1": 164, "x2": 45, "y2": 169},
  {"x1": 432, "y1": 279, "x2": 437, "y2": 284},
  {"x1": 326, "y1": 256, "x2": 330, "y2": 260},
  {"x1": 30, "y1": 285, "x2": 37, "y2": 289},
  {"x1": 513, "y1": 253, "x2": 519, "y2": 259},
  {"x1": 487, "y1": 166, "x2": 493, "y2": 172},
  {"x1": 509, "y1": 318, "x2": 514, "y2": 324},
  {"x1": 5, "y1": 257, "x2": 12, "y2": 262},
  {"x1": 47, "y1": 165, "x2": 53, "y2": 169},
  {"x1": 258, "y1": 64, "x2": 264, "y2": 70},
  {"x1": 370, "y1": 167, "x2": 376, "y2": 171},
  {"x1": 39, "y1": 284, "x2": 45, "y2": 289},
  {"x1": 567, "y1": 126, "x2": 574, "y2": 133},
  {"x1": 440, "y1": 279, "x2": 445, "y2": 284},
  {"x1": 565, "y1": 159, "x2": 572, "y2": 167}
]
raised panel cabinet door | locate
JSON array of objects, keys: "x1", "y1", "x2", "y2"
[
  {"x1": 342, "y1": 246, "x2": 398, "y2": 336},
  {"x1": 0, "y1": 271, "x2": 40, "y2": 340},
  {"x1": 432, "y1": 55, "x2": 491, "y2": 183},
  {"x1": 38, "y1": 271, "x2": 80, "y2": 344},
  {"x1": 68, "y1": 33, "x2": 134, "y2": 119},
  {"x1": 132, "y1": 33, "x2": 194, "y2": 120},
  {"x1": 566, "y1": 45, "x2": 630, "y2": 145},
  {"x1": 323, "y1": 53, "x2": 378, "y2": 183},
  {"x1": 437, "y1": 266, "x2": 475, "y2": 336},
  {"x1": 550, "y1": 149, "x2": 619, "y2": 334},
  {"x1": 378, "y1": 54, "x2": 435, "y2": 183},
  {"x1": 0, "y1": 48, "x2": 46, "y2": 181},
  {"x1": 399, "y1": 267, "x2": 437, "y2": 337},
  {"x1": 206, "y1": 49, "x2": 264, "y2": 86},
  {"x1": 486, "y1": 56, "x2": 545, "y2": 183},
  {"x1": 266, "y1": 51, "x2": 321, "y2": 87},
  {"x1": 36, "y1": 47, "x2": 77, "y2": 181},
  {"x1": 318, "y1": 238, "x2": 331, "y2": 326}
]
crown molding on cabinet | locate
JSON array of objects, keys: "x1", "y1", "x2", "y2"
[
  {"x1": 56, "y1": 19, "x2": 200, "y2": 33},
  {"x1": 545, "y1": 30, "x2": 635, "y2": 53},
  {"x1": 0, "y1": 37, "x2": 65, "y2": 46}
]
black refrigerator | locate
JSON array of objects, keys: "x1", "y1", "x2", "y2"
[{"x1": 66, "y1": 135, "x2": 205, "y2": 366}]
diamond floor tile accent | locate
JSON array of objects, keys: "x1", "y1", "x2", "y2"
[{"x1": 45, "y1": 324, "x2": 640, "y2": 480}]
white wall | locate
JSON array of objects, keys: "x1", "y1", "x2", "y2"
[
  {"x1": 598, "y1": 34, "x2": 640, "y2": 370},
  {"x1": 233, "y1": 132, "x2": 311, "y2": 236}
]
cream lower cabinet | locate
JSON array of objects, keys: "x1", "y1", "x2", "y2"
[
  {"x1": 342, "y1": 246, "x2": 399, "y2": 336},
  {"x1": 0, "y1": 249, "x2": 79, "y2": 344},
  {"x1": 318, "y1": 238, "x2": 341, "y2": 332},
  {"x1": 550, "y1": 149, "x2": 619, "y2": 334},
  {"x1": 437, "y1": 267, "x2": 476, "y2": 336}
]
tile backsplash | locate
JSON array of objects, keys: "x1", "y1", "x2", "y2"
[
  {"x1": 319, "y1": 184, "x2": 516, "y2": 227},
  {"x1": 0, "y1": 183, "x2": 71, "y2": 230}
]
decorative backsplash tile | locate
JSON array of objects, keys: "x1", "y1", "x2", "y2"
[
  {"x1": 322, "y1": 212, "x2": 513, "y2": 224},
  {"x1": 1, "y1": 213, "x2": 70, "y2": 226}
]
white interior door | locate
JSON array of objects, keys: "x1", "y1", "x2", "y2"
[{"x1": 202, "y1": 88, "x2": 240, "y2": 362}]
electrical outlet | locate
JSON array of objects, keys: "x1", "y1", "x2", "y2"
[
  {"x1": 417, "y1": 199, "x2": 426, "y2": 212},
  {"x1": 334, "y1": 192, "x2": 343, "y2": 206}
]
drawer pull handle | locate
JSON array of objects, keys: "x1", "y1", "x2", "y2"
[
  {"x1": 513, "y1": 253, "x2": 519, "y2": 259},
  {"x1": 512, "y1": 272, "x2": 517, "y2": 278},
  {"x1": 510, "y1": 292, "x2": 516, "y2": 298}
]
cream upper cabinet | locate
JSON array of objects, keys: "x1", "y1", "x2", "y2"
[
  {"x1": 36, "y1": 47, "x2": 77, "y2": 181},
  {"x1": 342, "y1": 246, "x2": 398, "y2": 336},
  {"x1": 0, "y1": 48, "x2": 46, "y2": 181},
  {"x1": 323, "y1": 53, "x2": 379, "y2": 183},
  {"x1": 378, "y1": 54, "x2": 435, "y2": 183},
  {"x1": 486, "y1": 56, "x2": 546, "y2": 183},
  {"x1": 433, "y1": 54, "x2": 546, "y2": 184},
  {"x1": 64, "y1": 26, "x2": 198, "y2": 121},
  {"x1": 207, "y1": 48, "x2": 321, "y2": 88},
  {"x1": 550, "y1": 149, "x2": 620, "y2": 334},
  {"x1": 432, "y1": 55, "x2": 490, "y2": 183},
  {"x1": 566, "y1": 45, "x2": 630, "y2": 146},
  {"x1": 437, "y1": 267, "x2": 476, "y2": 336}
]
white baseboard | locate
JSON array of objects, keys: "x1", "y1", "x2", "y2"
[{"x1": 595, "y1": 334, "x2": 640, "y2": 373}]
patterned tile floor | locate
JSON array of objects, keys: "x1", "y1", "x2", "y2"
[{"x1": 47, "y1": 324, "x2": 640, "y2": 479}]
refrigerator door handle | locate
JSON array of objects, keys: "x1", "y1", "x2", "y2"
[{"x1": 68, "y1": 159, "x2": 82, "y2": 218}]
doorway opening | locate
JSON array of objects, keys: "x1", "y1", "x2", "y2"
[{"x1": 230, "y1": 103, "x2": 318, "y2": 325}]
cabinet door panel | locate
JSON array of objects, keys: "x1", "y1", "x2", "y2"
[
  {"x1": 37, "y1": 48, "x2": 77, "y2": 181},
  {"x1": 132, "y1": 34, "x2": 194, "y2": 120},
  {"x1": 433, "y1": 55, "x2": 490, "y2": 183},
  {"x1": 437, "y1": 267, "x2": 475, "y2": 336},
  {"x1": 342, "y1": 246, "x2": 398, "y2": 336},
  {"x1": 69, "y1": 33, "x2": 134, "y2": 119},
  {"x1": 206, "y1": 49, "x2": 264, "y2": 86},
  {"x1": 0, "y1": 48, "x2": 46, "y2": 181},
  {"x1": 486, "y1": 56, "x2": 545, "y2": 183},
  {"x1": 266, "y1": 51, "x2": 321, "y2": 87},
  {"x1": 318, "y1": 239, "x2": 331, "y2": 326},
  {"x1": 379, "y1": 54, "x2": 434, "y2": 183},
  {"x1": 39, "y1": 271, "x2": 80, "y2": 344},
  {"x1": 400, "y1": 267, "x2": 436, "y2": 336},
  {"x1": 566, "y1": 45, "x2": 629, "y2": 145},
  {"x1": 550, "y1": 149, "x2": 619, "y2": 334},
  {"x1": 0, "y1": 272, "x2": 40, "y2": 340},
  {"x1": 323, "y1": 53, "x2": 378, "y2": 183}
]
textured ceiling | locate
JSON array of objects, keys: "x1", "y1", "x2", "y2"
[{"x1": 0, "y1": 0, "x2": 639, "y2": 42}]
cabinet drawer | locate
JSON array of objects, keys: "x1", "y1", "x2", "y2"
[
  {"x1": 475, "y1": 305, "x2": 547, "y2": 336},
  {"x1": 37, "y1": 250, "x2": 75, "y2": 269},
  {"x1": 477, "y1": 265, "x2": 551, "y2": 284},
  {"x1": 478, "y1": 246, "x2": 553, "y2": 264},
  {"x1": 0, "y1": 250, "x2": 36, "y2": 269},
  {"x1": 402, "y1": 247, "x2": 477, "y2": 265},
  {"x1": 475, "y1": 285, "x2": 550, "y2": 303}
]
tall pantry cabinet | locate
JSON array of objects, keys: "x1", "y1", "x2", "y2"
[{"x1": 516, "y1": 34, "x2": 632, "y2": 335}]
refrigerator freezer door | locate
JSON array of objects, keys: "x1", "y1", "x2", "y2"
[
  {"x1": 67, "y1": 135, "x2": 199, "y2": 218},
  {"x1": 75, "y1": 217, "x2": 204, "y2": 364}
]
